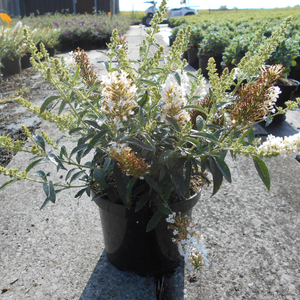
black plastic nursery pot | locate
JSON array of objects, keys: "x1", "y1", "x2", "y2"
[
  {"x1": 187, "y1": 47, "x2": 199, "y2": 70},
  {"x1": 198, "y1": 52, "x2": 222, "y2": 79},
  {"x1": 21, "y1": 52, "x2": 32, "y2": 69},
  {"x1": 93, "y1": 190, "x2": 201, "y2": 277},
  {"x1": 273, "y1": 78, "x2": 300, "y2": 123},
  {"x1": 1, "y1": 56, "x2": 21, "y2": 76}
]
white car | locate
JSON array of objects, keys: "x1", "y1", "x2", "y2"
[{"x1": 142, "y1": 1, "x2": 198, "y2": 26}]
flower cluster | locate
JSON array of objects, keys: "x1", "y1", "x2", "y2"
[
  {"x1": 258, "y1": 133, "x2": 300, "y2": 158},
  {"x1": 229, "y1": 64, "x2": 283, "y2": 125},
  {"x1": 160, "y1": 72, "x2": 191, "y2": 127},
  {"x1": 166, "y1": 212, "x2": 209, "y2": 276},
  {"x1": 101, "y1": 70, "x2": 138, "y2": 130},
  {"x1": 108, "y1": 142, "x2": 148, "y2": 179}
]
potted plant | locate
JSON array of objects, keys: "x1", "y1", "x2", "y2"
[
  {"x1": 267, "y1": 36, "x2": 300, "y2": 122},
  {"x1": 198, "y1": 28, "x2": 231, "y2": 78},
  {"x1": 0, "y1": 21, "x2": 29, "y2": 76},
  {"x1": 1, "y1": 2, "x2": 299, "y2": 278}
]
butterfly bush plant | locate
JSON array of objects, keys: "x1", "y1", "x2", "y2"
[{"x1": 1, "y1": 0, "x2": 300, "y2": 276}]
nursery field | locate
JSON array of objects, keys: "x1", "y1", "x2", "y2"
[{"x1": 168, "y1": 6, "x2": 300, "y2": 78}]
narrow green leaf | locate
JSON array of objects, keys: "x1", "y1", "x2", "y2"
[
  {"x1": 247, "y1": 128, "x2": 255, "y2": 143},
  {"x1": 59, "y1": 145, "x2": 68, "y2": 159},
  {"x1": 65, "y1": 168, "x2": 77, "y2": 181},
  {"x1": 103, "y1": 157, "x2": 111, "y2": 172},
  {"x1": 166, "y1": 117, "x2": 180, "y2": 132},
  {"x1": 157, "y1": 203, "x2": 171, "y2": 215},
  {"x1": 174, "y1": 72, "x2": 181, "y2": 86},
  {"x1": 140, "y1": 79, "x2": 157, "y2": 86},
  {"x1": 138, "y1": 91, "x2": 149, "y2": 108},
  {"x1": 214, "y1": 156, "x2": 231, "y2": 183},
  {"x1": 184, "y1": 105, "x2": 208, "y2": 116},
  {"x1": 113, "y1": 164, "x2": 128, "y2": 206},
  {"x1": 33, "y1": 135, "x2": 45, "y2": 151},
  {"x1": 33, "y1": 170, "x2": 47, "y2": 181},
  {"x1": 84, "y1": 130, "x2": 109, "y2": 156},
  {"x1": 40, "y1": 197, "x2": 51, "y2": 209},
  {"x1": 192, "y1": 132, "x2": 219, "y2": 143},
  {"x1": 42, "y1": 180, "x2": 56, "y2": 204},
  {"x1": 40, "y1": 96, "x2": 60, "y2": 113},
  {"x1": 69, "y1": 127, "x2": 84, "y2": 135},
  {"x1": 139, "y1": 108, "x2": 144, "y2": 127},
  {"x1": 70, "y1": 170, "x2": 86, "y2": 183},
  {"x1": 0, "y1": 179, "x2": 18, "y2": 190},
  {"x1": 75, "y1": 188, "x2": 87, "y2": 198},
  {"x1": 135, "y1": 192, "x2": 150, "y2": 212},
  {"x1": 146, "y1": 210, "x2": 163, "y2": 232},
  {"x1": 70, "y1": 144, "x2": 88, "y2": 157},
  {"x1": 185, "y1": 137, "x2": 202, "y2": 150},
  {"x1": 25, "y1": 158, "x2": 43, "y2": 173},
  {"x1": 158, "y1": 150, "x2": 173, "y2": 164},
  {"x1": 253, "y1": 156, "x2": 270, "y2": 191},
  {"x1": 48, "y1": 154, "x2": 67, "y2": 171},
  {"x1": 58, "y1": 100, "x2": 67, "y2": 115},
  {"x1": 84, "y1": 120, "x2": 103, "y2": 131},
  {"x1": 126, "y1": 177, "x2": 137, "y2": 202},
  {"x1": 208, "y1": 156, "x2": 223, "y2": 195},
  {"x1": 126, "y1": 137, "x2": 154, "y2": 151},
  {"x1": 144, "y1": 175, "x2": 163, "y2": 196},
  {"x1": 94, "y1": 168, "x2": 109, "y2": 189}
]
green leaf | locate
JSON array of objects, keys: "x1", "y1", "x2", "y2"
[
  {"x1": 33, "y1": 170, "x2": 47, "y2": 182},
  {"x1": 196, "y1": 115, "x2": 205, "y2": 130},
  {"x1": 146, "y1": 210, "x2": 163, "y2": 232},
  {"x1": 59, "y1": 145, "x2": 68, "y2": 159},
  {"x1": 40, "y1": 197, "x2": 51, "y2": 210},
  {"x1": 40, "y1": 96, "x2": 60, "y2": 113},
  {"x1": 247, "y1": 127, "x2": 255, "y2": 143},
  {"x1": 58, "y1": 100, "x2": 67, "y2": 115},
  {"x1": 84, "y1": 130, "x2": 109, "y2": 156},
  {"x1": 157, "y1": 203, "x2": 171, "y2": 215},
  {"x1": 48, "y1": 153, "x2": 67, "y2": 171},
  {"x1": 185, "y1": 137, "x2": 202, "y2": 150},
  {"x1": 139, "y1": 108, "x2": 144, "y2": 127},
  {"x1": 75, "y1": 188, "x2": 87, "y2": 198},
  {"x1": 144, "y1": 175, "x2": 163, "y2": 196},
  {"x1": 166, "y1": 117, "x2": 180, "y2": 132},
  {"x1": 25, "y1": 158, "x2": 43, "y2": 173},
  {"x1": 69, "y1": 127, "x2": 85, "y2": 135},
  {"x1": 135, "y1": 192, "x2": 150, "y2": 212},
  {"x1": 174, "y1": 72, "x2": 181, "y2": 86},
  {"x1": 42, "y1": 180, "x2": 56, "y2": 204},
  {"x1": 113, "y1": 164, "x2": 128, "y2": 206},
  {"x1": 208, "y1": 156, "x2": 223, "y2": 195},
  {"x1": 158, "y1": 150, "x2": 173, "y2": 164},
  {"x1": 33, "y1": 135, "x2": 45, "y2": 151},
  {"x1": 70, "y1": 144, "x2": 88, "y2": 158},
  {"x1": 94, "y1": 168, "x2": 109, "y2": 189},
  {"x1": 140, "y1": 79, "x2": 157, "y2": 86},
  {"x1": 70, "y1": 170, "x2": 86, "y2": 183},
  {"x1": 253, "y1": 156, "x2": 270, "y2": 191},
  {"x1": 138, "y1": 91, "x2": 149, "y2": 108},
  {"x1": 84, "y1": 120, "x2": 103, "y2": 131},
  {"x1": 184, "y1": 105, "x2": 208, "y2": 116},
  {"x1": 103, "y1": 157, "x2": 111, "y2": 172},
  {"x1": 126, "y1": 177, "x2": 137, "y2": 202},
  {"x1": 0, "y1": 179, "x2": 18, "y2": 190},
  {"x1": 192, "y1": 132, "x2": 219, "y2": 143},
  {"x1": 126, "y1": 137, "x2": 154, "y2": 151},
  {"x1": 65, "y1": 168, "x2": 78, "y2": 181},
  {"x1": 214, "y1": 156, "x2": 231, "y2": 183}
]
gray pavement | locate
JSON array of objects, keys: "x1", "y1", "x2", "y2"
[{"x1": 1, "y1": 25, "x2": 300, "y2": 299}]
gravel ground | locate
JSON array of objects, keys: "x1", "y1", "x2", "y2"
[{"x1": 0, "y1": 68, "x2": 57, "y2": 167}]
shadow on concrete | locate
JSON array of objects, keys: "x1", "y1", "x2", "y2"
[
  {"x1": 258, "y1": 120, "x2": 299, "y2": 138},
  {"x1": 79, "y1": 250, "x2": 157, "y2": 300},
  {"x1": 79, "y1": 251, "x2": 186, "y2": 300}
]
